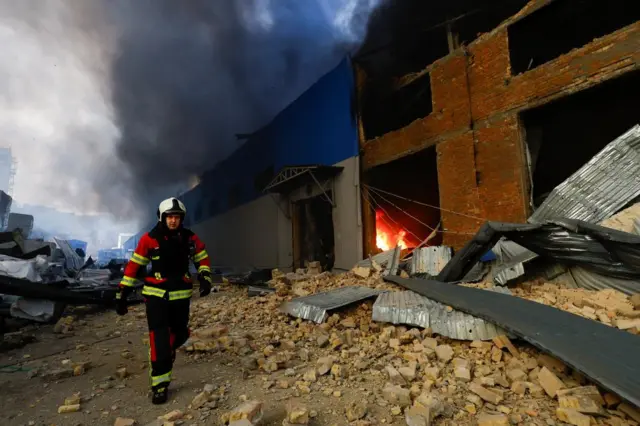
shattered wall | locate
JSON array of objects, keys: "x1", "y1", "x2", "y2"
[{"x1": 360, "y1": 1, "x2": 640, "y2": 248}]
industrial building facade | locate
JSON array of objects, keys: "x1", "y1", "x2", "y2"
[
  {"x1": 359, "y1": 0, "x2": 640, "y2": 253},
  {"x1": 125, "y1": 0, "x2": 640, "y2": 272},
  {"x1": 125, "y1": 58, "x2": 363, "y2": 272}
]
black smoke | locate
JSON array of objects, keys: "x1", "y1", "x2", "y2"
[{"x1": 107, "y1": 0, "x2": 382, "y2": 216}]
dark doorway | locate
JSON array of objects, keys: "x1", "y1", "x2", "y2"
[
  {"x1": 364, "y1": 147, "x2": 442, "y2": 253},
  {"x1": 292, "y1": 193, "x2": 335, "y2": 271},
  {"x1": 521, "y1": 70, "x2": 640, "y2": 207}
]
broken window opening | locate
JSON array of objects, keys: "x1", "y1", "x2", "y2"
[
  {"x1": 522, "y1": 70, "x2": 640, "y2": 208},
  {"x1": 364, "y1": 147, "x2": 442, "y2": 253},
  {"x1": 508, "y1": 0, "x2": 640, "y2": 76},
  {"x1": 292, "y1": 193, "x2": 335, "y2": 272},
  {"x1": 362, "y1": 73, "x2": 433, "y2": 140},
  {"x1": 455, "y1": 0, "x2": 530, "y2": 46}
]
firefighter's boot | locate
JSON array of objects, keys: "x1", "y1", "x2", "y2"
[{"x1": 151, "y1": 385, "x2": 169, "y2": 405}]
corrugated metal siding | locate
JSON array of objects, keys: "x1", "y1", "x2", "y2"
[
  {"x1": 529, "y1": 125, "x2": 640, "y2": 224},
  {"x1": 372, "y1": 288, "x2": 512, "y2": 341},
  {"x1": 280, "y1": 286, "x2": 385, "y2": 323},
  {"x1": 564, "y1": 267, "x2": 640, "y2": 295},
  {"x1": 563, "y1": 213, "x2": 640, "y2": 295},
  {"x1": 410, "y1": 246, "x2": 452, "y2": 275}
]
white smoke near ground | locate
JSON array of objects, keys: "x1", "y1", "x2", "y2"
[{"x1": 0, "y1": 0, "x2": 382, "y2": 250}]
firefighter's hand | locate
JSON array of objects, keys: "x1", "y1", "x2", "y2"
[
  {"x1": 198, "y1": 272, "x2": 212, "y2": 297},
  {"x1": 116, "y1": 288, "x2": 130, "y2": 316}
]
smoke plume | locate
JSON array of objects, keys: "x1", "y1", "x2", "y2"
[
  {"x1": 107, "y1": 0, "x2": 382, "y2": 214},
  {"x1": 0, "y1": 0, "x2": 381, "y2": 247}
]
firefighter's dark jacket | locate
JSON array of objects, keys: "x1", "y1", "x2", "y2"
[{"x1": 119, "y1": 224, "x2": 211, "y2": 299}]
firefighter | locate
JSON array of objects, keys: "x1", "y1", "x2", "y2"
[{"x1": 115, "y1": 197, "x2": 213, "y2": 404}]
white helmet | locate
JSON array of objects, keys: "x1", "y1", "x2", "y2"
[{"x1": 157, "y1": 197, "x2": 187, "y2": 222}]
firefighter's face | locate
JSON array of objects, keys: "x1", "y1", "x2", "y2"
[{"x1": 165, "y1": 214, "x2": 182, "y2": 230}]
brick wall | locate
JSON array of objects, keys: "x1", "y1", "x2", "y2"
[{"x1": 361, "y1": 10, "x2": 640, "y2": 248}]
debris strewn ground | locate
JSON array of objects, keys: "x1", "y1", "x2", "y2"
[
  {"x1": 1, "y1": 268, "x2": 639, "y2": 425},
  {"x1": 464, "y1": 280, "x2": 640, "y2": 334}
]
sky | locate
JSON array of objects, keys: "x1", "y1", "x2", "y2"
[{"x1": 0, "y1": 0, "x2": 382, "y2": 251}]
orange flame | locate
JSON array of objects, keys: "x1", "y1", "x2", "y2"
[{"x1": 375, "y1": 210, "x2": 411, "y2": 251}]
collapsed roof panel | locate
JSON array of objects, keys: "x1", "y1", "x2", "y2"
[
  {"x1": 372, "y1": 289, "x2": 512, "y2": 341},
  {"x1": 385, "y1": 275, "x2": 640, "y2": 407},
  {"x1": 437, "y1": 220, "x2": 640, "y2": 285},
  {"x1": 280, "y1": 286, "x2": 385, "y2": 323},
  {"x1": 529, "y1": 125, "x2": 640, "y2": 224},
  {"x1": 53, "y1": 237, "x2": 84, "y2": 271}
]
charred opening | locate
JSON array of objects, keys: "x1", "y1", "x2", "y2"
[
  {"x1": 508, "y1": 0, "x2": 640, "y2": 75},
  {"x1": 522, "y1": 70, "x2": 640, "y2": 208},
  {"x1": 293, "y1": 193, "x2": 335, "y2": 271},
  {"x1": 364, "y1": 147, "x2": 441, "y2": 252},
  {"x1": 362, "y1": 73, "x2": 433, "y2": 140},
  {"x1": 356, "y1": 0, "x2": 531, "y2": 79}
]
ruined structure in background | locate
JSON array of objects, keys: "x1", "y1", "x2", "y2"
[{"x1": 357, "y1": 0, "x2": 640, "y2": 253}]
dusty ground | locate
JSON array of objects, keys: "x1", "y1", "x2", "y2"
[
  {"x1": 1, "y1": 271, "x2": 639, "y2": 426},
  {"x1": 0, "y1": 293, "x2": 402, "y2": 426}
]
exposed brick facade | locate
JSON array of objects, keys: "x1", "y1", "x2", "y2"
[{"x1": 361, "y1": 2, "x2": 640, "y2": 248}]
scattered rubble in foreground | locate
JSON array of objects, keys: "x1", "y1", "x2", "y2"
[{"x1": 174, "y1": 267, "x2": 640, "y2": 426}]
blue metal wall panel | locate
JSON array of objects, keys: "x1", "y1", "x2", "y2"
[
  {"x1": 129, "y1": 57, "x2": 357, "y2": 234},
  {"x1": 189, "y1": 57, "x2": 357, "y2": 224}
]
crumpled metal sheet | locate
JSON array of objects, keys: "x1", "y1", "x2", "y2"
[
  {"x1": 437, "y1": 220, "x2": 640, "y2": 283},
  {"x1": 356, "y1": 247, "x2": 401, "y2": 276},
  {"x1": 410, "y1": 246, "x2": 452, "y2": 275},
  {"x1": 10, "y1": 298, "x2": 57, "y2": 322},
  {"x1": 76, "y1": 268, "x2": 112, "y2": 283},
  {"x1": 564, "y1": 267, "x2": 640, "y2": 295},
  {"x1": 53, "y1": 237, "x2": 84, "y2": 271},
  {"x1": 635, "y1": 218, "x2": 640, "y2": 236},
  {"x1": 529, "y1": 125, "x2": 640, "y2": 224},
  {"x1": 492, "y1": 240, "x2": 539, "y2": 285},
  {"x1": 280, "y1": 286, "x2": 385, "y2": 323},
  {"x1": 0, "y1": 254, "x2": 48, "y2": 282},
  {"x1": 372, "y1": 288, "x2": 512, "y2": 341}
]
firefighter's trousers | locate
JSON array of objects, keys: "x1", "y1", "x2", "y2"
[{"x1": 145, "y1": 289, "x2": 191, "y2": 390}]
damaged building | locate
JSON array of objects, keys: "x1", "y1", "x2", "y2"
[
  {"x1": 124, "y1": 0, "x2": 640, "y2": 273},
  {"x1": 359, "y1": 0, "x2": 640, "y2": 252},
  {"x1": 125, "y1": 58, "x2": 362, "y2": 272}
]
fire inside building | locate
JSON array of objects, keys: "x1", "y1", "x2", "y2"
[{"x1": 125, "y1": 0, "x2": 640, "y2": 273}]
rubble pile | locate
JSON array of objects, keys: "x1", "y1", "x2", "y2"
[
  {"x1": 179, "y1": 268, "x2": 640, "y2": 426},
  {"x1": 463, "y1": 281, "x2": 640, "y2": 334}
]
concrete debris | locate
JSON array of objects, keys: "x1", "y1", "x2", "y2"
[
  {"x1": 114, "y1": 419, "x2": 137, "y2": 426},
  {"x1": 18, "y1": 262, "x2": 640, "y2": 426},
  {"x1": 57, "y1": 404, "x2": 80, "y2": 414},
  {"x1": 285, "y1": 403, "x2": 310, "y2": 424},
  {"x1": 345, "y1": 401, "x2": 367, "y2": 421},
  {"x1": 221, "y1": 400, "x2": 263, "y2": 425}
]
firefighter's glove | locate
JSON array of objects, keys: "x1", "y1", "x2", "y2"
[
  {"x1": 198, "y1": 271, "x2": 212, "y2": 297},
  {"x1": 116, "y1": 287, "x2": 131, "y2": 316}
]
